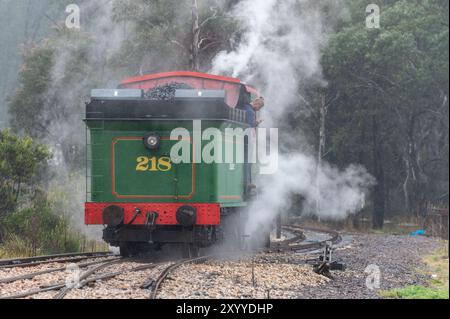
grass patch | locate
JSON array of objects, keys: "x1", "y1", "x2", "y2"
[
  {"x1": 379, "y1": 284, "x2": 448, "y2": 299},
  {"x1": 0, "y1": 234, "x2": 33, "y2": 259},
  {"x1": 380, "y1": 245, "x2": 449, "y2": 299},
  {"x1": 368, "y1": 221, "x2": 422, "y2": 235},
  {"x1": 0, "y1": 232, "x2": 109, "y2": 259}
]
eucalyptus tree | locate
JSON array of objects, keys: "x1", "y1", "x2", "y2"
[{"x1": 319, "y1": 0, "x2": 449, "y2": 227}]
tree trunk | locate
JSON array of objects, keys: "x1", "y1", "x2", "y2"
[
  {"x1": 403, "y1": 152, "x2": 413, "y2": 214},
  {"x1": 372, "y1": 115, "x2": 385, "y2": 229},
  {"x1": 318, "y1": 94, "x2": 327, "y2": 168},
  {"x1": 315, "y1": 93, "x2": 328, "y2": 218},
  {"x1": 191, "y1": 0, "x2": 200, "y2": 71},
  {"x1": 402, "y1": 113, "x2": 427, "y2": 217}
]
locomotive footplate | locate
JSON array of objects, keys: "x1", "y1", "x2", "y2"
[{"x1": 103, "y1": 225, "x2": 215, "y2": 247}]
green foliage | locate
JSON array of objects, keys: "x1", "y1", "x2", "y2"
[
  {"x1": 0, "y1": 233, "x2": 32, "y2": 258},
  {"x1": 0, "y1": 0, "x2": 56, "y2": 127},
  {"x1": 315, "y1": 0, "x2": 449, "y2": 223},
  {"x1": 111, "y1": 0, "x2": 240, "y2": 73},
  {"x1": 7, "y1": 31, "x2": 98, "y2": 169},
  {"x1": 0, "y1": 130, "x2": 85, "y2": 256},
  {"x1": 380, "y1": 246, "x2": 449, "y2": 299},
  {"x1": 2, "y1": 190, "x2": 86, "y2": 256},
  {"x1": 380, "y1": 285, "x2": 448, "y2": 299},
  {"x1": 8, "y1": 46, "x2": 53, "y2": 138},
  {"x1": 7, "y1": 0, "x2": 242, "y2": 170},
  {"x1": 0, "y1": 129, "x2": 50, "y2": 217}
]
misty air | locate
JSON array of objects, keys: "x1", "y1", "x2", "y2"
[{"x1": 0, "y1": 0, "x2": 448, "y2": 306}]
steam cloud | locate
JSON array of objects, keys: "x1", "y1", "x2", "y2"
[
  {"x1": 44, "y1": 0, "x2": 373, "y2": 241},
  {"x1": 211, "y1": 0, "x2": 374, "y2": 234},
  {"x1": 45, "y1": 0, "x2": 130, "y2": 238}
]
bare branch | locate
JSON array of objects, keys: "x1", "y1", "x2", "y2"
[
  {"x1": 324, "y1": 91, "x2": 340, "y2": 107},
  {"x1": 159, "y1": 24, "x2": 189, "y2": 54},
  {"x1": 44, "y1": 14, "x2": 63, "y2": 32},
  {"x1": 197, "y1": 37, "x2": 208, "y2": 49},
  {"x1": 199, "y1": 40, "x2": 222, "y2": 52},
  {"x1": 200, "y1": 6, "x2": 218, "y2": 29},
  {"x1": 170, "y1": 39, "x2": 189, "y2": 53},
  {"x1": 321, "y1": 149, "x2": 332, "y2": 159}
]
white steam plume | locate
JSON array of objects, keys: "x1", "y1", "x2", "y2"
[
  {"x1": 45, "y1": 0, "x2": 131, "y2": 239},
  {"x1": 211, "y1": 0, "x2": 374, "y2": 234},
  {"x1": 213, "y1": 0, "x2": 334, "y2": 124}
]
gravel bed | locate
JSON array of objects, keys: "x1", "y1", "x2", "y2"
[
  {"x1": 156, "y1": 234, "x2": 445, "y2": 299},
  {"x1": 295, "y1": 234, "x2": 445, "y2": 298},
  {"x1": 37, "y1": 261, "x2": 164, "y2": 299},
  {"x1": 156, "y1": 261, "x2": 329, "y2": 299},
  {"x1": 0, "y1": 233, "x2": 445, "y2": 299},
  {"x1": 0, "y1": 257, "x2": 117, "y2": 298}
]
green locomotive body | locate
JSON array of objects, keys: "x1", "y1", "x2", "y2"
[{"x1": 87, "y1": 120, "x2": 247, "y2": 205}]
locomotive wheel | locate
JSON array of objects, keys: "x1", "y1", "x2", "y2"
[
  {"x1": 181, "y1": 243, "x2": 200, "y2": 259},
  {"x1": 220, "y1": 209, "x2": 246, "y2": 251},
  {"x1": 119, "y1": 242, "x2": 158, "y2": 257},
  {"x1": 119, "y1": 242, "x2": 134, "y2": 257}
]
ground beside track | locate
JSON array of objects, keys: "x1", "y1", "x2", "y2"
[
  {"x1": 0, "y1": 233, "x2": 445, "y2": 299},
  {"x1": 156, "y1": 234, "x2": 445, "y2": 299}
]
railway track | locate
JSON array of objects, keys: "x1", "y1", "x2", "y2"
[
  {"x1": 0, "y1": 256, "x2": 123, "y2": 299},
  {"x1": 148, "y1": 227, "x2": 342, "y2": 299},
  {"x1": 0, "y1": 226, "x2": 341, "y2": 299},
  {"x1": 0, "y1": 257, "x2": 196, "y2": 299},
  {"x1": 0, "y1": 258, "x2": 138, "y2": 299},
  {"x1": 0, "y1": 251, "x2": 112, "y2": 269},
  {"x1": 0, "y1": 257, "x2": 119, "y2": 284},
  {"x1": 269, "y1": 226, "x2": 341, "y2": 253},
  {"x1": 270, "y1": 226, "x2": 307, "y2": 249},
  {"x1": 148, "y1": 256, "x2": 212, "y2": 299}
]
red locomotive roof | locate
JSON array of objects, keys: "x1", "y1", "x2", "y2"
[
  {"x1": 121, "y1": 71, "x2": 241, "y2": 86},
  {"x1": 120, "y1": 71, "x2": 260, "y2": 108}
]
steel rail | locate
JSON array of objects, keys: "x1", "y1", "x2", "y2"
[
  {"x1": 0, "y1": 252, "x2": 112, "y2": 269},
  {"x1": 53, "y1": 258, "x2": 124, "y2": 299},
  {"x1": 149, "y1": 256, "x2": 211, "y2": 299},
  {"x1": 267, "y1": 226, "x2": 341, "y2": 253},
  {"x1": 0, "y1": 258, "x2": 123, "y2": 300},
  {"x1": 147, "y1": 226, "x2": 340, "y2": 300},
  {"x1": 270, "y1": 226, "x2": 306, "y2": 249},
  {"x1": 51, "y1": 261, "x2": 162, "y2": 299},
  {"x1": 50, "y1": 261, "x2": 163, "y2": 299},
  {"x1": 0, "y1": 257, "x2": 120, "y2": 284},
  {"x1": 1, "y1": 227, "x2": 341, "y2": 299}
]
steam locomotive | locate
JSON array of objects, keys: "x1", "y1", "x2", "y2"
[{"x1": 84, "y1": 71, "x2": 267, "y2": 257}]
